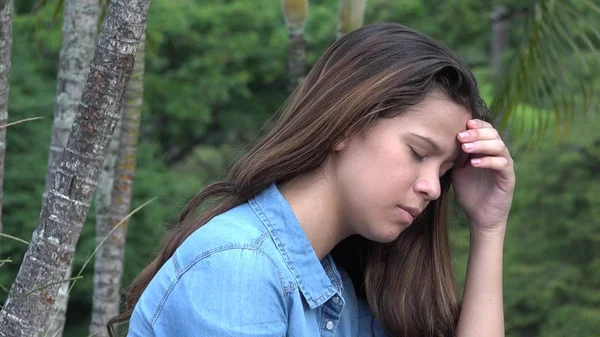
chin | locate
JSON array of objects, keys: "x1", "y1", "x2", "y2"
[{"x1": 366, "y1": 225, "x2": 407, "y2": 243}]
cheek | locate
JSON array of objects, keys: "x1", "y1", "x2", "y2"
[{"x1": 338, "y1": 145, "x2": 414, "y2": 206}]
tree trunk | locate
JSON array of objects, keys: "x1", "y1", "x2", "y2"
[
  {"x1": 281, "y1": 0, "x2": 308, "y2": 90},
  {"x1": 0, "y1": 1, "x2": 152, "y2": 336},
  {"x1": 491, "y1": 5, "x2": 510, "y2": 79},
  {"x1": 89, "y1": 32, "x2": 146, "y2": 337},
  {"x1": 88, "y1": 113, "x2": 121, "y2": 337},
  {"x1": 41, "y1": 1, "x2": 102, "y2": 336},
  {"x1": 43, "y1": 263, "x2": 72, "y2": 337},
  {"x1": 337, "y1": 0, "x2": 367, "y2": 40},
  {"x1": 88, "y1": 107, "x2": 122, "y2": 336},
  {"x1": 0, "y1": 0, "x2": 13, "y2": 239}
]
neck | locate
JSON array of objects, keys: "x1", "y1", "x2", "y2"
[{"x1": 278, "y1": 169, "x2": 350, "y2": 260}]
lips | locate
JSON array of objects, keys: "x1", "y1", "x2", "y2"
[{"x1": 396, "y1": 205, "x2": 422, "y2": 224}]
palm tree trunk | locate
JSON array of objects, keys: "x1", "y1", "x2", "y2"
[
  {"x1": 281, "y1": 0, "x2": 308, "y2": 90},
  {"x1": 0, "y1": 0, "x2": 13, "y2": 239},
  {"x1": 43, "y1": 0, "x2": 102, "y2": 201},
  {"x1": 41, "y1": 1, "x2": 102, "y2": 336},
  {"x1": 491, "y1": 5, "x2": 511, "y2": 79},
  {"x1": 337, "y1": 0, "x2": 367, "y2": 40},
  {"x1": 87, "y1": 116, "x2": 122, "y2": 337},
  {"x1": 0, "y1": 0, "x2": 152, "y2": 336},
  {"x1": 88, "y1": 106, "x2": 122, "y2": 336},
  {"x1": 88, "y1": 32, "x2": 146, "y2": 337},
  {"x1": 90, "y1": 102, "x2": 120, "y2": 336},
  {"x1": 43, "y1": 263, "x2": 72, "y2": 337}
]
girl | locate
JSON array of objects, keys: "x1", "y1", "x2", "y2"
[{"x1": 113, "y1": 22, "x2": 514, "y2": 337}]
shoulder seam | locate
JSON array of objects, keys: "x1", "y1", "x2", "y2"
[{"x1": 150, "y1": 233, "x2": 293, "y2": 327}]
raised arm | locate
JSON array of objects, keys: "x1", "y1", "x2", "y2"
[
  {"x1": 456, "y1": 227, "x2": 506, "y2": 337},
  {"x1": 452, "y1": 118, "x2": 515, "y2": 337}
]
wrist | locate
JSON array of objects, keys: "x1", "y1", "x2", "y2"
[
  {"x1": 468, "y1": 221, "x2": 507, "y2": 242},
  {"x1": 468, "y1": 225, "x2": 506, "y2": 257}
]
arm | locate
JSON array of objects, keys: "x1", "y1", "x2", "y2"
[
  {"x1": 452, "y1": 118, "x2": 516, "y2": 337},
  {"x1": 153, "y1": 248, "x2": 288, "y2": 336},
  {"x1": 456, "y1": 228, "x2": 505, "y2": 337}
]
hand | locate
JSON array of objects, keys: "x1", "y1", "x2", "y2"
[{"x1": 451, "y1": 119, "x2": 515, "y2": 237}]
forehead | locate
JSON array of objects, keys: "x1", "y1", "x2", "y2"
[{"x1": 398, "y1": 95, "x2": 471, "y2": 150}]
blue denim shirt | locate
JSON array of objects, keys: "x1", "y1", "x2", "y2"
[{"x1": 128, "y1": 183, "x2": 388, "y2": 336}]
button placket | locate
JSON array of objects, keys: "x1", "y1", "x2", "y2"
[{"x1": 320, "y1": 294, "x2": 344, "y2": 336}]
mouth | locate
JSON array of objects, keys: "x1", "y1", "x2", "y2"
[{"x1": 396, "y1": 205, "x2": 422, "y2": 224}]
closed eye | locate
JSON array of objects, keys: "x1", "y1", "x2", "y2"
[{"x1": 409, "y1": 147, "x2": 425, "y2": 162}]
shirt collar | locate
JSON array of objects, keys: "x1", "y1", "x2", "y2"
[{"x1": 249, "y1": 183, "x2": 343, "y2": 309}]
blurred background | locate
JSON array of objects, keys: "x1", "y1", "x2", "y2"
[{"x1": 1, "y1": 0, "x2": 599, "y2": 336}]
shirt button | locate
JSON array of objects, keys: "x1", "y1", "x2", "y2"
[
  {"x1": 332, "y1": 296, "x2": 340, "y2": 304},
  {"x1": 326, "y1": 321, "x2": 334, "y2": 330}
]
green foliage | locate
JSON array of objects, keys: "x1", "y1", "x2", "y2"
[
  {"x1": 1, "y1": 0, "x2": 598, "y2": 336},
  {"x1": 491, "y1": 0, "x2": 600, "y2": 144},
  {"x1": 143, "y1": 0, "x2": 291, "y2": 164},
  {"x1": 501, "y1": 123, "x2": 600, "y2": 336}
]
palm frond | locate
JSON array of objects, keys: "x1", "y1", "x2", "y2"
[{"x1": 491, "y1": 0, "x2": 600, "y2": 146}]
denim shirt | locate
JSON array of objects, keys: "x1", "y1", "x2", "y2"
[{"x1": 128, "y1": 183, "x2": 388, "y2": 336}]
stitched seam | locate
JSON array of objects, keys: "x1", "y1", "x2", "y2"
[
  {"x1": 250, "y1": 197, "x2": 304, "y2": 296},
  {"x1": 172, "y1": 253, "x2": 181, "y2": 274},
  {"x1": 150, "y1": 260, "x2": 177, "y2": 326},
  {"x1": 322, "y1": 257, "x2": 343, "y2": 291},
  {"x1": 150, "y1": 236, "x2": 289, "y2": 326},
  {"x1": 254, "y1": 232, "x2": 298, "y2": 298}
]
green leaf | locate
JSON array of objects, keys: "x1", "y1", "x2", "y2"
[{"x1": 492, "y1": 0, "x2": 600, "y2": 147}]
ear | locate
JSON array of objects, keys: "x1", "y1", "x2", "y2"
[{"x1": 333, "y1": 139, "x2": 346, "y2": 152}]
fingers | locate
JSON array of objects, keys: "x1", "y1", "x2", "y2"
[
  {"x1": 457, "y1": 126, "x2": 499, "y2": 142},
  {"x1": 461, "y1": 139, "x2": 507, "y2": 156},
  {"x1": 456, "y1": 119, "x2": 513, "y2": 169},
  {"x1": 466, "y1": 118, "x2": 493, "y2": 130},
  {"x1": 470, "y1": 156, "x2": 510, "y2": 169}
]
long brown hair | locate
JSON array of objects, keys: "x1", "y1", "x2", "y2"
[{"x1": 109, "y1": 23, "x2": 491, "y2": 337}]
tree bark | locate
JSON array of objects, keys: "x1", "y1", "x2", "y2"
[
  {"x1": 0, "y1": 0, "x2": 13, "y2": 239},
  {"x1": 337, "y1": 0, "x2": 367, "y2": 40},
  {"x1": 42, "y1": 263, "x2": 72, "y2": 337},
  {"x1": 41, "y1": 1, "x2": 102, "y2": 336},
  {"x1": 89, "y1": 32, "x2": 146, "y2": 337},
  {"x1": 0, "y1": 1, "x2": 152, "y2": 336},
  {"x1": 281, "y1": 0, "x2": 308, "y2": 90},
  {"x1": 491, "y1": 5, "x2": 510, "y2": 79},
  {"x1": 89, "y1": 107, "x2": 122, "y2": 336}
]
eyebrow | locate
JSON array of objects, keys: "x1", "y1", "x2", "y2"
[
  {"x1": 408, "y1": 133, "x2": 459, "y2": 163},
  {"x1": 408, "y1": 133, "x2": 442, "y2": 152}
]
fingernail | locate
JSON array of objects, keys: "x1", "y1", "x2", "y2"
[
  {"x1": 463, "y1": 143, "x2": 474, "y2": 150},
  {"x1": 458, "y1": 131, "x2": 469, "y2": 140},
  {"x1": 471, "y1": 158, "x2": 481, "y2": 165}
]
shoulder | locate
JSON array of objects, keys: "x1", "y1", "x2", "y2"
[
  {"x1": 173, "y1": 235, "x2": 289, "y2": 294},
  {"x1": 171, "y1": 201, "x2": 295, "y2": 291},
  {"x1": 153, "y1": 248, "x2": 290, "y2": 335},
  {"x1": 174, "y1": 202, "x2": 270, "y2": 269},
  {"x1": 131, "y1": 202, "x2": 296, "y2": 335}
]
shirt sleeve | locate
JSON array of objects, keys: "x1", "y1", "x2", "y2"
[{"x1": 152, "y1": 247, "x2": 288, "y2": 336}]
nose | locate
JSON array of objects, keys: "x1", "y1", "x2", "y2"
[{"x1": 413, "y1": 171, "x2": 441, "y2": 201}]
